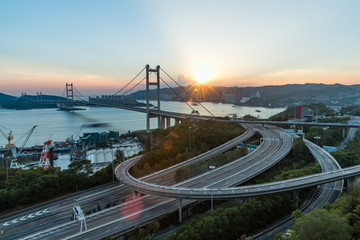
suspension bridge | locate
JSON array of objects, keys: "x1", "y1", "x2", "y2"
[
  {"x1": 1, "y1": 64, "x2": 360, "y2": 240},
  {"x1": 54, "y1": 65, "x2": 360, "y2": 131}
]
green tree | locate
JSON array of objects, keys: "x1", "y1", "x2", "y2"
[
  {"x1": 115, "y1": 149, "x2": 125, "y2": 161},
  {"x1": 291, "y1": 209, "x2": 352, "y2": 240},
  {"x1": 291, "y1": 209, "x2": 303, "y2": 219},
  {"x1": 68, "y1": 160, "x2": 93, "y2": 174}
]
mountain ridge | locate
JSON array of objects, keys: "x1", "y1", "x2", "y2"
[{"x1": 1, "y1": 83, "x2": 360, "y2": 108}]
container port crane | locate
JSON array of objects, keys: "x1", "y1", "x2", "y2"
[
  {"x1": 0, "y1": 129, "x2": 14, "y2": 149},
  {"x1": 8, "y1": 125, "x2": 38, "y2": 168},
  {"x1": 11, "y1": 125, "x2": 38, "y2": 158}
]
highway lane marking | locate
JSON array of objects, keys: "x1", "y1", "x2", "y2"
[
  {"x1": 22, "y1": 197, "x2": 171, "y2": 240},
  {"x1": 35, "y1": 211, "x2": 43, "y2": 216},
  {"x1": 1, "y1": 208, "x2": 50, "y2": 227},
  {"x1": 74, "y1": 185, "x2": 123, "y2": 202},
  {"x1": 2, "y1": 222, "x2": 10, "y2": 227},
  {"x1": 11, "y1": 219, "x2": 19, "y2": 224},
  {"x1": 21, "y1": 195, "x2": 156, "y2": 239},
  {"x1": 62, "y1": 199, "x2": 174, "y2": 240}
]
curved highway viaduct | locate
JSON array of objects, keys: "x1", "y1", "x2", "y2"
[
  {"x1": 18, "y1": 124, "x2": 292, "y2": 240},
  {"x1": 252, "y1": 139, "x2": 344, "y2": 239},
  {"x1": 1, "y1": 124, "x2": 255, "y2": 240},
  {"x1": 115, "y1": 124, "x2": 293, "y2": 224},
  {"x1": 2, "y1": 123, "x2": 353, "y2": 240},
  {"x1": 116, "y1": 140, "x2": 354, "y2": 200},
  {"x1": 116, "y1": 125, "x2": 293, "y2": 198}
]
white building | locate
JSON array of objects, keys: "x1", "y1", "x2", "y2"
[{"x1": 86, "y1": 142, "x2": 143, "y2": 164}]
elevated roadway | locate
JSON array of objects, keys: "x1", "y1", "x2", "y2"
[
  {"x1": 253, "y1": 139, "x2": 343, "y2": 239},
  {"x1": 39, "y1": 127, "x2": 355, "y2": 240},
  {"x1": 0, "y1": 182, "x2": 125, "y2": 239},
  {"x1": 116, "y1": 125, "x2": 293, "y2": 197},
  {"x1": 18, "y1": 124, "x2": 290, "y2": 239},
  {"x1": 5, "y1": 121, "x2": 355, "y2": 240},
  {"x1": 116, "y1": 146, "x2": 355, "y2": 200},
  {"x1": 56, "y1": 124, "x2": 292, "y2": 240},
  {"x1": 143, "y1": 123, "x2": 256, "y2": 185},
  {"x1": 0, "y1": 124, "x2": 254, "y2": 240},
  {"x1": 76, "y1": 101, "x2": 360, "y2": 129}
]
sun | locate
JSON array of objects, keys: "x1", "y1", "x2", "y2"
[{"x1": 194, "y1": 69, "x2": 212, "y2": 84}]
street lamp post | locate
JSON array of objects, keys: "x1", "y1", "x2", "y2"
[
  {"x1": 188, "y1": 127, "x2": 192, "y2": 152},
  {"x1": 112, "y1": 160, "x2": 114, "y2": 182},
  {"x1": 209, "y1": 165, "x2": 216, "y2": 211},
  {"x1": 314, "y1": 136, "x2": 321, "y2": 145}
]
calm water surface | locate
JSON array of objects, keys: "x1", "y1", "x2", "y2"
[{"x1": 0, "y1": 101, "x2": 285, "y2": 148}]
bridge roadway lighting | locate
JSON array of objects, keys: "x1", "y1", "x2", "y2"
[
  {"x1": 209, "y1": 165, "x2": 216, "y2": 211},
  {"x1": 314, "y1": 136, "x2": 321, "y2": 145}
]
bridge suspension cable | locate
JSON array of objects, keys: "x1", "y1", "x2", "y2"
[
  {"x1": 61, "y1": 87, "x2": 66, "y2": 98},
  {"x1": 160, "y1": 68, "x2": 215, "y2": 117},
  {"x1": 113, "y1": 66, "x2": 146, "y2": 96},
  {"x1": 159, "y1": 77, "x2": 195, "y2": 111},
  {"x1": 122, "y1": 76, "x2": 147, "y2": 96},
  {"x1": 73, "y1": 86, "x2": 89, "y2": 101}
]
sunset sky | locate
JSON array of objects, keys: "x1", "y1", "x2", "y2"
[{"x1": 1, "y1": 0, "x2": 360, "y2": 96}]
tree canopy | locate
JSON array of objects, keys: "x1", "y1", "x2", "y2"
[{"x1": 291, "y1": 209, "x2": 352, "y2": 240}]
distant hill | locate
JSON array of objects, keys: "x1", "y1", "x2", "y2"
[
  {"x1": 350, "y1": 85, "x2": 360, "y2": 92},
  {"x1": 0, "y1": 93, "x2": 17, "y2": 106},
  {"x1": 131, "y1": 83, "x2": 360, "y2": 107},
  {"x1": 241, "y1": 83, "x2": 359, "y2": 106},
  {"x1": 0, "y1": 93, "x2": 66, "y2": 109}
]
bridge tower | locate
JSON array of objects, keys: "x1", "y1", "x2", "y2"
[
  {"x1": 66, "y1": 83, "x2": 74, "y2": 110},
  {"x1": 145, "y1": 65, "x2": 161, "y2": 133}
]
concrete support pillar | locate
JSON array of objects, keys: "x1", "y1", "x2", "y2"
[
  {"x1": 175, "y1": 118, "x2": 180, "y2": 125},
  {"x1": 161, "y1": 117, "x2": 166, "y2": 130},
  {"x1": 166, "y1": 117, "x2": 171, "y2": 129},
  {"x1": 178, "y1": 199, "x2": 183, "y2": 223},
  {"x1": 158, "y1": 116, "x2": 162, "y2": 130},
  {"x1": 158, "y1": 116, "x2": 165, "y2": 130},
  {"x1": 346, "y1": 178, "x2": 350, "y2": 191},
  {"x1": 293, "y1": 190, "x2": 300, "y2": 208},
  {"x1": 346, "y1": 176, "x2": 360, "y2": 191}
]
